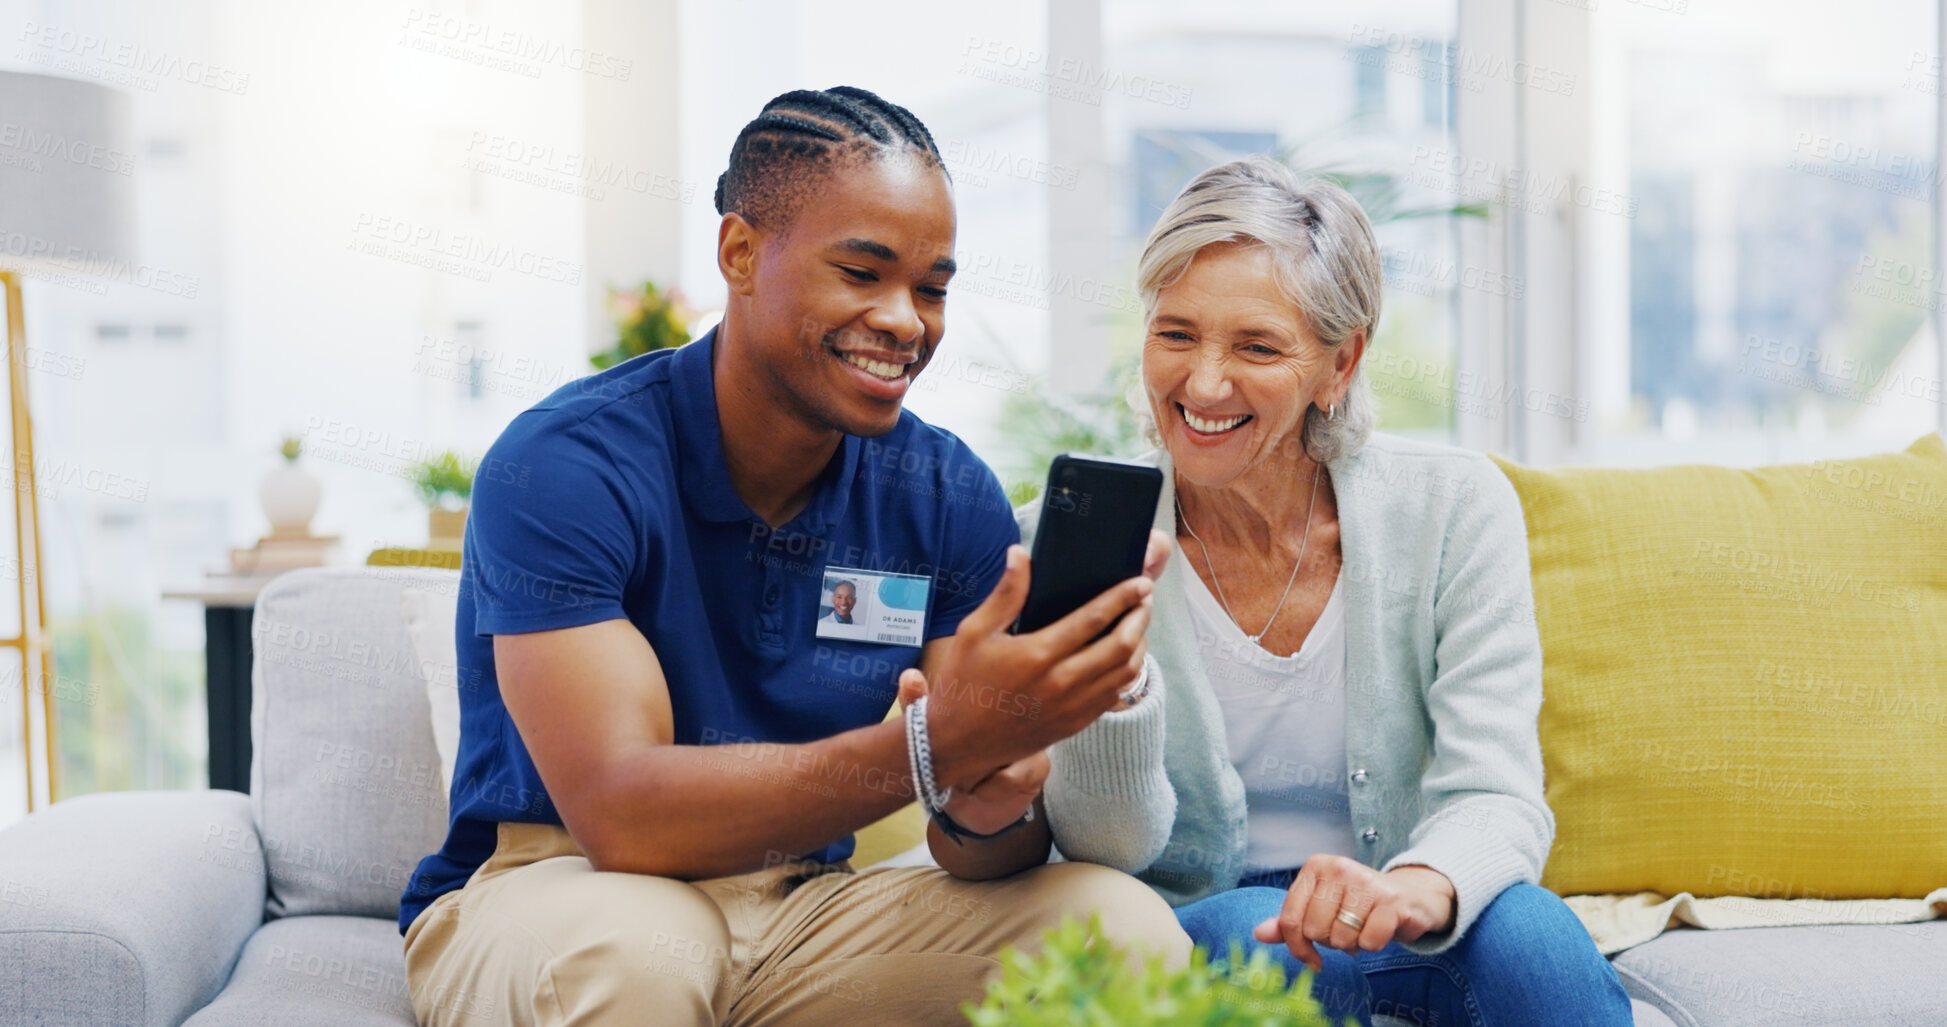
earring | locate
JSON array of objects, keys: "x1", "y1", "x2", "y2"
[{"x1": 1327, "y1": 402, "x2": 1338, "y2": 422}]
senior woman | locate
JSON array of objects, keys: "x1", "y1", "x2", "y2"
[{"x1": 1026, "y1": 157, "x2": 1632, "y2": 1026}]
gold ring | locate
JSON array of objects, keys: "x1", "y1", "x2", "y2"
[{"x1": 1336, "y1": 909, "x2": 1367, "y2": 931}]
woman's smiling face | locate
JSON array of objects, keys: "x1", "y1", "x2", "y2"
[{"x1": 1142, "y1": 241, "x2": 1348, "y2": 487}]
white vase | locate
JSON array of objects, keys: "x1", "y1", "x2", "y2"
[{"x1": 260, "y1": 462, "x2": 322, "y2": 539}]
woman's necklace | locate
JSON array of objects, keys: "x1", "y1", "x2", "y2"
[{"x1": 1177, "y1": 463, "x2": 1322, "y2": 647}]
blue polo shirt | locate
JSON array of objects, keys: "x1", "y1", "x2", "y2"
[{"x1": 398, "y1": 328, "x2": 1017, "y2": 933}]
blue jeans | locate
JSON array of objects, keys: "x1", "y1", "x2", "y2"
[{"x1": 1175, "y1": 874, "x2": 1633, "y2": 1027}]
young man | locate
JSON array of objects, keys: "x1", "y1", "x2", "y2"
[{"x1": 399, "y1": 86, "x2": 1188, "y2": 1027}]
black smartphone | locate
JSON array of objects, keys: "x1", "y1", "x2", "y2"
[{"x1": 1012, "y1": 454, "x2": 1164, "y2": 635}]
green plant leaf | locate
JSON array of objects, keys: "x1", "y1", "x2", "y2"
[
  {"x1": 594, "y1": 279, "x2": 693, "y2": 369},
  {"x1": 962, "y1": 914, "x2": 1340, "y2": 1026},
  {"x1": 406, "y1": 450, "x2": 475, "y2": 510}
]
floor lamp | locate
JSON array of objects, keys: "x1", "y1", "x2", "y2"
[
  {"x1": 0, "y1": 71, "x2": 135, "y2": 814},
  {"x1": 1, "y1": 271, "x2": 54, "y2": 812}
]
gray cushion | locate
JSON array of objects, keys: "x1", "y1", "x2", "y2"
[
  {"x1": 1371, "y1": 998, "x2": 1676, "y2": 1026},
  {"x1": 1614, "y1": 921, "x2": 1947, "y2": 1026},
  {"x1": 1629, "y1": 997, "x2": 1680, "y2": 1027},
  {"x1": 182, "y1": 915, "x2": 417, "y2": 1027},
  {"x1": 0, "y1": 790, "x2": 265, "y2": 1027},
  {"x1": 251, "y1": 567, "x2": 457, "y2": 919}
]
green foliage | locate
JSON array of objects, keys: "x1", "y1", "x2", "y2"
[
  {"x1": 407, "y1": 451, "x2": 475, "y2": 510},
  {"x1": 1302, "y1": 163, "x2": 1491, "y2": 225},
  {"x1": 278, "y1": 435, "x2": 302, "y2": 462},
  {"x1": 1812, "y1": 207, "x2": 1931, "y2": 425},
  {"x1": 998, "y1": 356, "x2": 1147, "y2": 505},
  {"x1": 1006, "y1": 477, "x2": 1046, "y2": 508},
  {"x1": 52, "y1": 605, "x2": 205, "y2": 797},
  {"x1": 962, "y1": 914, "x2": 1344, "y2": 1027},
  {"x1": 1356, "y1": 304, "x2": 1457, "y2": 432},
  {"x1": 593, "y1": 280, "x2": 693, "y2": 370}
]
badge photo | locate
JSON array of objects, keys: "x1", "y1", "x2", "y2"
[{"x1": 816, "y1": 566, "x2": 929, "y2": 647}]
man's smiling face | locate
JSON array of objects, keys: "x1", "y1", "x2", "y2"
[
  {"x1": 741, "y1": 154, "x2": 956, "y2": 439},
  {"x1": 831, "y1": 582, "x2": 856, "y2": 620}
]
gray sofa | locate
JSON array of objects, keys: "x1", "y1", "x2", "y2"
[{"x1": 1, "y1": 567, "x2": 1941, "y2": 1026}]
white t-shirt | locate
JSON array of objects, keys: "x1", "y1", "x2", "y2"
[{"x1": 1182, "y1": 559, "x2": 1356, "y2": 874}]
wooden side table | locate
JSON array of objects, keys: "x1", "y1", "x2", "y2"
[
  {"x1": 166, "y1": 550, "x2": 459, "y2": 792},
  {"x1": 162, "y1": 576, "x2": 280, "y2": 792}
]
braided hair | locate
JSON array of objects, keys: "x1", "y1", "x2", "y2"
[{"x1": 714, "y1": 86, "x2": 948, "y2": 230}]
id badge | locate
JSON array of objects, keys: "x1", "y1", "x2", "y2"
[{"x1": 815, "y1": 566, "x2": 930, "y2": 647}]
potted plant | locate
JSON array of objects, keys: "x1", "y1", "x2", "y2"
[
  {"x1": 408, "y1": 451, "x2": 474, "y2": 550},
  {"x1": 259, "y1": 434, "x2": 322, "y2": 539},
  {"x1": 591, "y1": 279, "x2": 694, "y2": 370},
  {"x1": 964, "y1": 915, "x2": 1343, "y2": 1026}
]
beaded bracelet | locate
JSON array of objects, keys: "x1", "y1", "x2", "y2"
[
  {"x1": 904, "y1": 695, "x2": 952, "y2": 812},
  {"x1": 904, "y1": 696, "x2": 1036, "y2": 846}
]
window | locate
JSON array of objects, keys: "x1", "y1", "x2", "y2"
[
  {"x1": 1131, "y1": 129, "x2": 1278, "y2": 233},
  {"x1": 1104, "y1": 5, "x2": 1465, "y2": 445},
  {"x1": 1355, "y1": 45, "x2": 1390, "y2": 113},
  {"x1": 1577, "y1": 0, "x2": 1943, "y2": 465},
  {"x1": 455, "y1": 320, "x2": 486, "y2": 401},
  {"x1": 716, "y1": 3, "x2": 1467, "y2": 469},
  {"x1": 1423, "y1": 42, "x2": 1454, "y2": 128}
]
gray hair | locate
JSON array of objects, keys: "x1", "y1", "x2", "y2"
[{"x1": 1131, "y1": 156, "x2": 1382, "y2": 464}]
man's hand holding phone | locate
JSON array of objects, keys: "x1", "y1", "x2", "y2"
[{"x1": 917, "y1": 530, "x2": 1172, "y2": 796}]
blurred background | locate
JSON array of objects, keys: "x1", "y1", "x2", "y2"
[{"x1": 0, "y1": 0, "x2": 1942, "y2": 819}]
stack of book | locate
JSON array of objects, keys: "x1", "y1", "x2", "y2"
[{"x1": 228, "y1": 533, "x2": 340, "y2": 574}]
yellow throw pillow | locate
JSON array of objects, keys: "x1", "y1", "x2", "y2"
[
  {"x1": 852, "y1": 801, "x2": 927, "y2": 868},
  {"x1": 1493, "y1": 434, "x2": 1947, "y2": 899}
]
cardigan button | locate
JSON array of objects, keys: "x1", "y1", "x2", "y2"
[
  {"x1": 1362, "y1": 828, "x2": 1380, "y2": 843},
  {"x1": 1351, "y1": 769, "x2": 1369, "y2": 784}
]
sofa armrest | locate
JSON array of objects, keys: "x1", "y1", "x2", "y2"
[{"x1": 0, "y1": 790, "x2": 267, "y2": 1027}]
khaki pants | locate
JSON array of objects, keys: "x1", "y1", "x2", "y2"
[{"x1": 403, "y1": 823, "x2": 1189, "y2": 1026}]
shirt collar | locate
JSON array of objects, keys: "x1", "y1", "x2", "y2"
[{"x1": 668, "y1": 327, "x2": 859, "y2": 533}]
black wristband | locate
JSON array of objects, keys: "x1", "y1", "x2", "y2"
[{"x1": 929, "y1": 803, "x2": 1035, "y2": 846}]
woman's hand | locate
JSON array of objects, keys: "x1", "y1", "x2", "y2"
[
  {"x1": 938, "y1": 751, "x2": 1048, "y2": 834},
  {"x1": 1141, "y1": 528, "x2": 1173, "y2": 581},
  {"x1": 1251, "y1": 855, "x2": 1457, "y2": 971}
]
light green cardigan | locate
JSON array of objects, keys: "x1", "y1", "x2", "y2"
[{"x1": 1026, "y1": 432, "x2": 1554, "y2": 955}]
